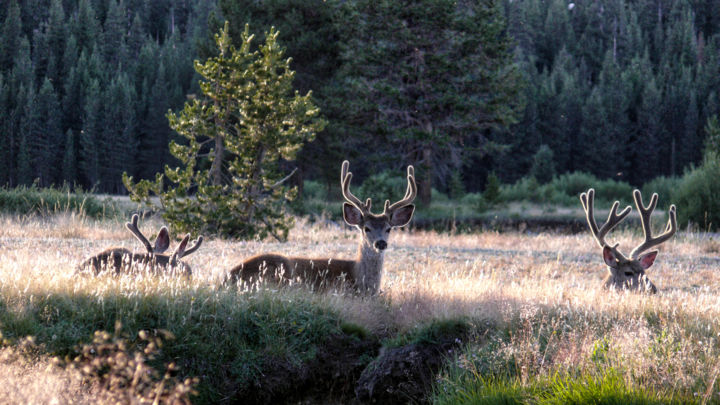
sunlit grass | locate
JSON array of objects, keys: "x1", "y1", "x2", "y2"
[{"x1": 0, "y1": 214, "x2": 718, "y2": 402}]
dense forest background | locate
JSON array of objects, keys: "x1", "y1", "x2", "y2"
[{"x1": 0, "y1": 0, "x2": 718, "y2": 198}]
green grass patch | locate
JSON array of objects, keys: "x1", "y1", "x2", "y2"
[
  {"x1": 432, "y1": 368, "x2": 690, "y2": 405},
  {"x1": 0, "y1": 185, "x2": 117, "y2": 218},
  {"x1": 0, "y1": 283, "x2": 363, "y2": 403}
]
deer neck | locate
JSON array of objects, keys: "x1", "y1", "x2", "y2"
[{"x1": 354, "y1": 238, "x2": 384, "y2": 293}]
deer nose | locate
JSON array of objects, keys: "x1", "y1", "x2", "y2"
[{"x1": 374, "y1": 240, "x2": 387, "y2": 250}]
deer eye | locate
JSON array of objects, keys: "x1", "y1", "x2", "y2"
[
  {"x1": 385, "y1": 228, "x2": 391, "y2": 233},
  {"x1": 364, "y1": 227, "x2": 371, "y2": 233}
]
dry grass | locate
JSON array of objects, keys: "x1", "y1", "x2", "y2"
[
  {"x1": 1, "y1": 214, "x2": 720, "y2": 401},
  {"x1": 0, "y1": 346, "x2": 101, "y2": 404}
]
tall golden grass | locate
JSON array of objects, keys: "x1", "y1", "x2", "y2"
[{"x1": 0, "y1": 214, "x2": 719, "y2": 401}]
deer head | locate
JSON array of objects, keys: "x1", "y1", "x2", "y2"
[
  {"x1": 340, "y1": 160, "x2": 416, "y2": 252},
  {"x1": 580, "y1": 189, "x2": 677, "y2": 293},
  {"x1": 124, "y1": 214, "x2": 203, "y2": 274}
]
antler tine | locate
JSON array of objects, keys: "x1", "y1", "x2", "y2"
[
  {"x1": 580, "y1": 189, "x2": 631, "y2": 251},
  {"x1": 125, "y1": 214, "x2": 153, "y2": 253},
  {"x1": 181, "y1": 235, "x2": 204, "y2": 258},
  {"x1": 629, "y1": 190, "x2": 677, "y2": 259},
  {"x1": 340, "y1": 160, "x2": 370, "y2": 213},
  {"x1": 386, "y1": 165, "x2": 417, "y2": 213}
]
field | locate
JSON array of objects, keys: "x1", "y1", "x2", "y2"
[{"x1": 1, "y1": 213, "x2": 720, "y2": 403}]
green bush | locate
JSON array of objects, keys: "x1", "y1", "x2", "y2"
[
  {"x1": 0, "y1": 185, "x2": 112, "y2": 218},
  {"x1": 673, "y1": 158, "x2": 720, "y2": 230},
  {"x1": 641, "y1": 176, "x2": 681, "y2": 208},
  {"x1": 357, "y1": 171, "x2": 408, "y2": 206},
  {"x1": 499, "y1": 172, "x2": 634, "y2": 206},
  {"x1": 302, "y1": 180, "x2": 326, "y2": 200},
  {"x1": 549, "y1": 172, "x2": 600, "y2": 200},
  {"x1": 530, "y1": 144, "x2": 556, "y2": 184}
]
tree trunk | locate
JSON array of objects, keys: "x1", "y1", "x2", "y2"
[
  {"x1": 209, "y1": 134, "x2": 224, "y2": 186},
  {"x1": 419, "y1": 146, "x2": 432, "y2": 206}
]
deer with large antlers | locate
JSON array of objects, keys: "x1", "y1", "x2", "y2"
[
  {"x1": 78, "y1": 214, "x2": 203, "y2": 276},
  {"x1": 580, "y1": 188, "x2": 677, "y2": 293},
  {"x1": 225, "y1": 160, "x2": 416, "y2": 293}
]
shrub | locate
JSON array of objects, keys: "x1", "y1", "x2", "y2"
[
  {"x1": 448, "y1": 170, "x2": 466, "y2": 199},
  {"x1": 302, "y1": 180, "x2": 326, "y2": 200},
  {"x1": 641, "y1": 176, "x2": 681, "y2": 208},
  {"x1": 673, "y1": 157, "x2": 720, "y2": 230},
  {"x1": 357, "y1": 171, "x2": 407, "y2": 206},
  {"x1": 483, "y1": 172, "x2": 502, "y2": 204},
  {"x1": 0, "y1": 185, "x2": 112, "y2": 218},
  {"x1": 530, "y1": 144, "x2": 556, "y2": 184},
  {"x1": 61, "y1": 322, "x2": 198, "y2": 404},
  {"x1": 549, "y1": 172, "x2": 599, "y2": 199}
]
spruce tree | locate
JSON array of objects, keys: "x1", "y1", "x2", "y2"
[
  {"x1": 124, "y1": 22, "x2": 325, "y2": 240},
  {"x1": 62, "y1": 129, "x2": 77, "y2": 185}
]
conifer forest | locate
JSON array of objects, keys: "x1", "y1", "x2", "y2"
[{"x1": 0, "y1": 0, "x2": 718, "y2": 196}]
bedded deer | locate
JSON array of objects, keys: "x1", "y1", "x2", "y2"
[
  {"x1": 78, "y1": 214, "x2": 203, "y2": 276},
  {"x1": 580, "y1": 188, "x2": 677, "y2": 293},
  {"x1": 225, "y1": 160, "x2": 416, "y2": 293}
]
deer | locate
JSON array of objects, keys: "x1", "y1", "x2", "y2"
[
  {"x1": 78, "y1": 214, "x2": 203, "y2": 276},
  {"x1": 224, "y1": 160, "x2": 417, "y2": 294},
  {"x1": 580, "y1": 188, "x2": 677, "y2": 293}
]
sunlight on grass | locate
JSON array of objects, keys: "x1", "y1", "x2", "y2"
[{"x1": 0, "y1": 214, "x2": 718, "y2": 402}]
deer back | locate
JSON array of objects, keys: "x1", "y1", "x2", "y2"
[{"x1": 79, "y1": 215, "x2": 203, "y2": 276}]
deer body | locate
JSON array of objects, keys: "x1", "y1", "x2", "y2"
[
  {"x1": 580, "y1": 189, "x2": 676, "y2": 293},
  {"x1": 79, "y1": 215, "x2": 203, "y2": 276},
  {"x1": 226, "y1": 161, "x2": 416, "y2": 293}
]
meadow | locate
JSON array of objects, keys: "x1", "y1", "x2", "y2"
[{"x1": 0, "y1": 213, "x2": 719, "y2": 403}]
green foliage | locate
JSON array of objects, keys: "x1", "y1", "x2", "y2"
[
  {"x1": 704, "y1": 114, "x2": 720, "y2": 159},
  {"x1": 385, "y1": 318, "x2": 470, "y2": 347},
  {"x1": 61, "y1": 323, "x2": 198, "y2": 404},
  {"x1": 449, "y1": 170, "x2": 467, "y2": 199},
  {"x1": 302, "y1": 180, "x2": 326, "y2": 201},
  {"x1": 124, "y1": 22, "x2": 325, "y2": 240},
  {"x1": 500, "y1": 172, "x2": 633, "y2": 206},
  {"x1": 641, "y1": 176, "x2": 681, "y2": 209},
  {"x1": 530, "y1": 144, "x2": 556, "y2": 184},
  {"x1": 483, "y1": 172, "x2": 502, "y2": 206},
  {"x1": 0, "y1": 185, "x2": 112, "y2": 218},
  {"x1": 337, "y1": 0, "x2": 523, "y2": 204},
  {"x1": 433, "y1": 363, "x2": 685, "y2": 405},
  {"x1": 0, "y1": 287, "x2": 352, "y2": 404},
  {"x1": 673, "y1": 157, "x2": 720, "y2": 230},
  {"x1": 357, "y1": 171, "x2": 408, "y2": 207}
]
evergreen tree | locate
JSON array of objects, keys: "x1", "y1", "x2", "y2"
[
  {"x1": 124, "y1": 22, "x2": 325, "y2": 239},
  {"x1": 80, "y1": 79, "x2": 102, "y2": 187},
  {"x1": 338, "y1": 0, "x2": 523, "y2": 204},
  {"x1": 33, "y1": 78, "x2": 63, "y2": 186},
  {"x1": 102, "y1": 73, "x2": 137, "y2": 192},
  {"x1": 62, "y1": 129, "x2": 77, "y2": 185},
  {"x1": 0, "y1": 0, "x2": 22, "y2": 73}
]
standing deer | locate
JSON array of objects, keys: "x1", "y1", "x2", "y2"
[
  {"x1": 580, "y1": 188, "x2": 677, "y2": 293},
  {"x1": 78, "y1": 214, "x2": 203, "y2": 276},
  {"x1": 225, "y1": 160, "x2": 416, "y2": 293}
]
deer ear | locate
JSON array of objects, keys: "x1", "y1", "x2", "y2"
[
  {"x1": 390, "y1": 204, "x2": 415, "y2": 227},
  {"x1": 637, "y1": 250, "x2": 658, "y2": 269},
  {"x1": 602, "y1": 245, "x2": 618, "y2": 267},
  {"x1": 343, "y1": 203, "x2": 363, "y2": 226},
  {"x1": 172, "y1": 234, "x2": 190, "y2": 261},
  {"x1": 154, "y1": 227, "x2": 170, "y2": 253}
]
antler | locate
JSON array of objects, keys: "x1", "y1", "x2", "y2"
[
  {"x1": 181, "y1": 236, "x2": 204, "y2": 258},
  {"x1": 341, "y1": 160, "x2": 371, "y2": 215},
  {"x1": 125, "y1": 214, "x2": 153, "y2": 253},
  {"x1": 579, "y1": 188, "x2": 632, "y2": 259},
  {"x1": 383, "y1": 165, "x2": 417, "y2": 215},
  {"x1": 629, "y1": 190, "x2": 677, "y2": 259}
]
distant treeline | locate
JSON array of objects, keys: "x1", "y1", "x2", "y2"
[{"x1": 0, "y1": 0, "x2": 717, "y2": 197}]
